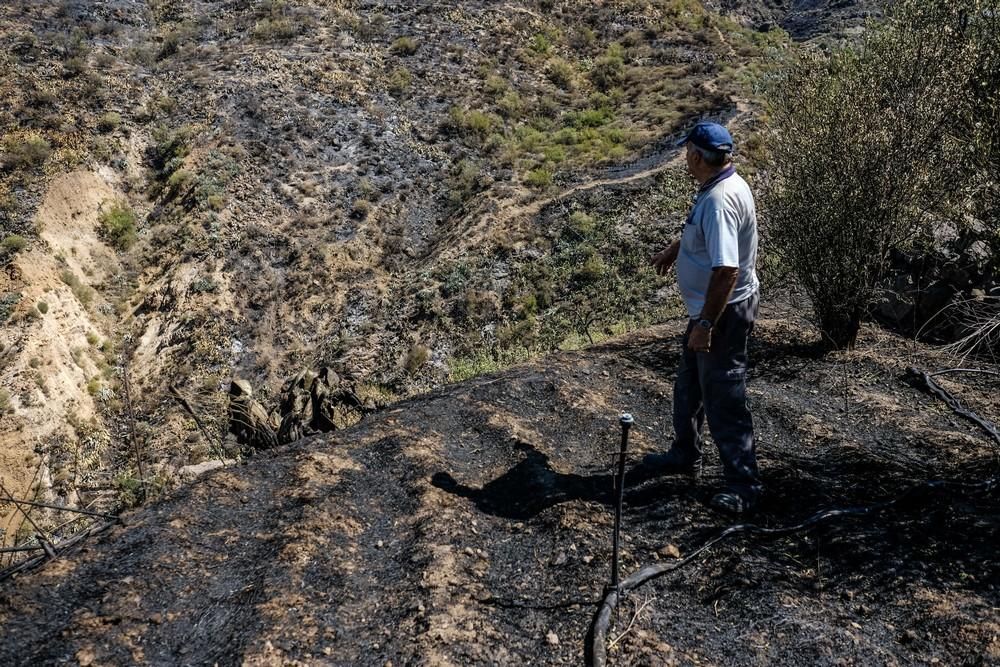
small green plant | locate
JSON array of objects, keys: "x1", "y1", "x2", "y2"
[
  {"x1": 390, "y1": 36, "x2": 418, "y2": 55},
  {"x1": 253, "y1": 17, "x2": 298, "y2": 41},
  {"x1": 388, "y1": 66, "x2": 412, "y2": 96},
  {"x1": 525, "y1": 167, "x2": 552, "y2": 188},
  {"x1": 63, "y1": 56, "x2": 87, "y2": 78},
  {"x1": 589, "y1": 43, "x2": 625, "y2": 91},
  {"x1": 167, "y1": 169, "x2": 194, "y2": 195},
  {"x1": 448, "y1": 107, "x2": 497, "y2": 140},
  {"x1": 484, "y1": 74, "x2": 508, "y2": 96},
  {"x1": 1, "y1": 234, "x2": 27, "y2": 260},
  {"x1": 0, "y1": 388, "x2": 10, "y2": 413},
  {"x1": 149, "y1": 124, "x2": 194, "y2": 183},
  {"x1": 114, "y1": 472, "x2": 144, "y2": 508},
  {"x1": 447, "y1": 159, "x2": 481, "y2": 205},
  {"x1": 530, "y1": 33, "x2": 551, "y2": 54},
  {"x1": 568, "y1": 211, "x2": 596, "y2": 236},
  {"x1": 351, "y1": 198, "x2": 371, "y2": 219},
  {"x1": 497, "y1": 91, "x2": 523, "y2": 119},
  {"x1": 60, "y1": 270, "x2": 95, "y2": 307},
  {"x1": 35, "y1": 301, "x2": 48, "y2": 314},
  {"x1": 98, "y1": 201, "x2": 138, "y2": 250},
  {"x1": 97, "y1": 111, "x2": 121, "y2": 133},
  {"x1": 405, "y1": 343, "x2": 430, "y2": 374},
  {"x1": 546, "y1": 58, "x2": 575, "y2": 89},
  {"x1": 1, "y1": 135, "x2": 52, "y2": 171}
]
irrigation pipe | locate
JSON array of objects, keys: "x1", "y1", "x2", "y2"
[{"x1": 586, "y1": 367, "x2": 1000, "y2": 666}]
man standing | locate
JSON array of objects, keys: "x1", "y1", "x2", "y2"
[{"x1": 645, "y1": 122, "x2": 762, "y2": 514}]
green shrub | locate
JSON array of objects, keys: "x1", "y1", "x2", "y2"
[
  {"x1": 114, "y1": 472, "x2": 144, "y2": 508},
  {"x1": 405, "y1": 343, "x2": 430, "y2": 374},
  {"x1": 447, "y1": 159, "x2": 481, "y2": 205},
  {"x1": 36, "y1": 301, "x2": 48, "y2": 314},
  {"x1": 589, "y1": 44, "x2": 625, "y2": 91},
  {"x1": 98, "y1": 201, "x2": 138, "y2": 250},
  {"x1": 0, "y1": 389, "x2": 10, "y2": 413},
  {"x1": 566, "y1": 107, "x2": 611, "y2": 128},
  {"x1": 167, "y1": 169, "x2": 194, "y2": 194},
  {"x1": 59, "y1": 270, "x2": 95, "y2": 307},
  {"x1": 546, "y1": 58, "x2": 575, "y2": 89},
  {"x1": 568, "y1": 211, "x2": 595, "y2": 236},
  {"x1": 1, "y1": 135, "x2": 52, "y2": 171},
  {"x1": 388, "y1": 66, "x2": 412, "y2": 96},
  {"x1": 253, "y1": 18, "x2": 298, "y2": 41},
  {"x1": 461, "y1": 110, "x2": 495, "y2": 136},
  {"x1": 351, "y1": 198, "x2": 371, "y2": 219},
  {"x1": 390, "y1": 36, "x2": 418, "y2": 55},
  {"x1": 149, "y1": 124, "x2": 193, "y2": 181},
  {"x1": 530, "y1": 33, "x2": 551, "y2": 54},
  {"x1": 484, "y1": 74, "x2": 508, "y2": 96},
  {"x1": 63, "y1": 56, "x2": 87, "y2": 78},
  {"x1": 764, "y1": 0, "x2": 1000, "y2": 349},
  {"x1": 497, "y1": 91, "x2": 523, "y2": 118},
  {"x1": 1, "y1": 234, "x2": 27, "y2": 260},
  {"x1": 525, "y1": 167, "x2": 552, "y2": 188},
  {"x1": 97, "y1": 111, "x2": 121, "y2": 133}
]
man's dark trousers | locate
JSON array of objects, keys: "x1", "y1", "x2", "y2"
[{"x1": 673, "y1": 293, "x2": 761, "y2": 502}]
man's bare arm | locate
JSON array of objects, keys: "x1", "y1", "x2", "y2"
[
  {"x1": 699, "y1": 266, "x2": 739, "y2": 323},
  {"x1": 650, "y1": 239, "x2": 680, "y2": 276}
]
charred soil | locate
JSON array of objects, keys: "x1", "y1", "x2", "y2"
[{"x1": 1, "y1": 311, "x2": 997, "y2": 665}]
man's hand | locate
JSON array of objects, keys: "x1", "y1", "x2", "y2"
[
  {"x1": 650, "y1": 240, "x2": 680, "y2": 276},
  {"x1": 688, "y1": 324, "x2": 711, "y2": 353}
]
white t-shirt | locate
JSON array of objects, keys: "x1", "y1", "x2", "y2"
[{"x1": 676, "y1": 171, "x2": 759, "y2": 318}]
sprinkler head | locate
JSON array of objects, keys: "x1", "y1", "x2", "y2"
[{"x1": 620, "y1": 413, "x2": 634, "y2": 425}]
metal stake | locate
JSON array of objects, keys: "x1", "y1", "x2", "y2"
[{"x1": 610, "y1": 413, "x2": 634, "y2": 593}]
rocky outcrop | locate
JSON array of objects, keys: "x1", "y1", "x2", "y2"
[{"x1": 875, "y1": 222, "x2": 999, "y2": 344}]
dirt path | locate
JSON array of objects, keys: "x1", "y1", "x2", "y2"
[
  {"x1": 426, "y1": 101, "x2": 755, "y2": 266},
  {"x1": 1, "y1": 313, "x2": 997, "y2": 665}
]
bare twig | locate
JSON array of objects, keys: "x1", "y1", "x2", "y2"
[
  {"x1": 608, "y1": 594, "x2": 657, "y2": 650},
  {"x1": 0, "y1": 498, "x2": 116, "y2": 520},
  {"x1": 0, "y1": 545, "x2": 44, "y2": 554},
  {"x1": 0, "y1": 481, "x2": 54, "y2": 559}
]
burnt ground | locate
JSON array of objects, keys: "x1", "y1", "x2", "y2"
[{"x1": 1, "y1": 310, "x2": 998, "y2": 666}]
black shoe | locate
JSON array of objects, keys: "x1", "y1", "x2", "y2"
[
  {"x1": 709, "y1": 491, "x2": 752, "y2": 515},
  {"x1": 640, "y1": 449, "x2": 701, "y2": 476}
]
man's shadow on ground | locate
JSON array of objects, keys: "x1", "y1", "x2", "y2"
[{"x1": 431, "y1": 440, "x2": 687, "y2": 520}]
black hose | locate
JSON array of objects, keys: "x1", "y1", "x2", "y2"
[{"x1": 586, "y1": 367, "x2": 1000, "y2": 666}]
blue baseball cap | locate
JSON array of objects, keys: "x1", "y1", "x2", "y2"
[{"x1": 677, "y1": 122, "x2": 734, "y2": 153}]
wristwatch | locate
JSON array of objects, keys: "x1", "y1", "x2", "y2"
[{"x1": 697, "y1": 318, "x2": 714, "y2": 331}]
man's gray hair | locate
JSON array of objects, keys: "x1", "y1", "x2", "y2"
[{"x1": 693, "y1": 144, "x2": 732, "y2": 168}]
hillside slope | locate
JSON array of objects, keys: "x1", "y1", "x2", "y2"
[
  {"x1": 2, "y1": 315, "x2": 997, "y2": 665},
  {"x1": 1, "y1": 0, "x2": 798, "y2": 520}
]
